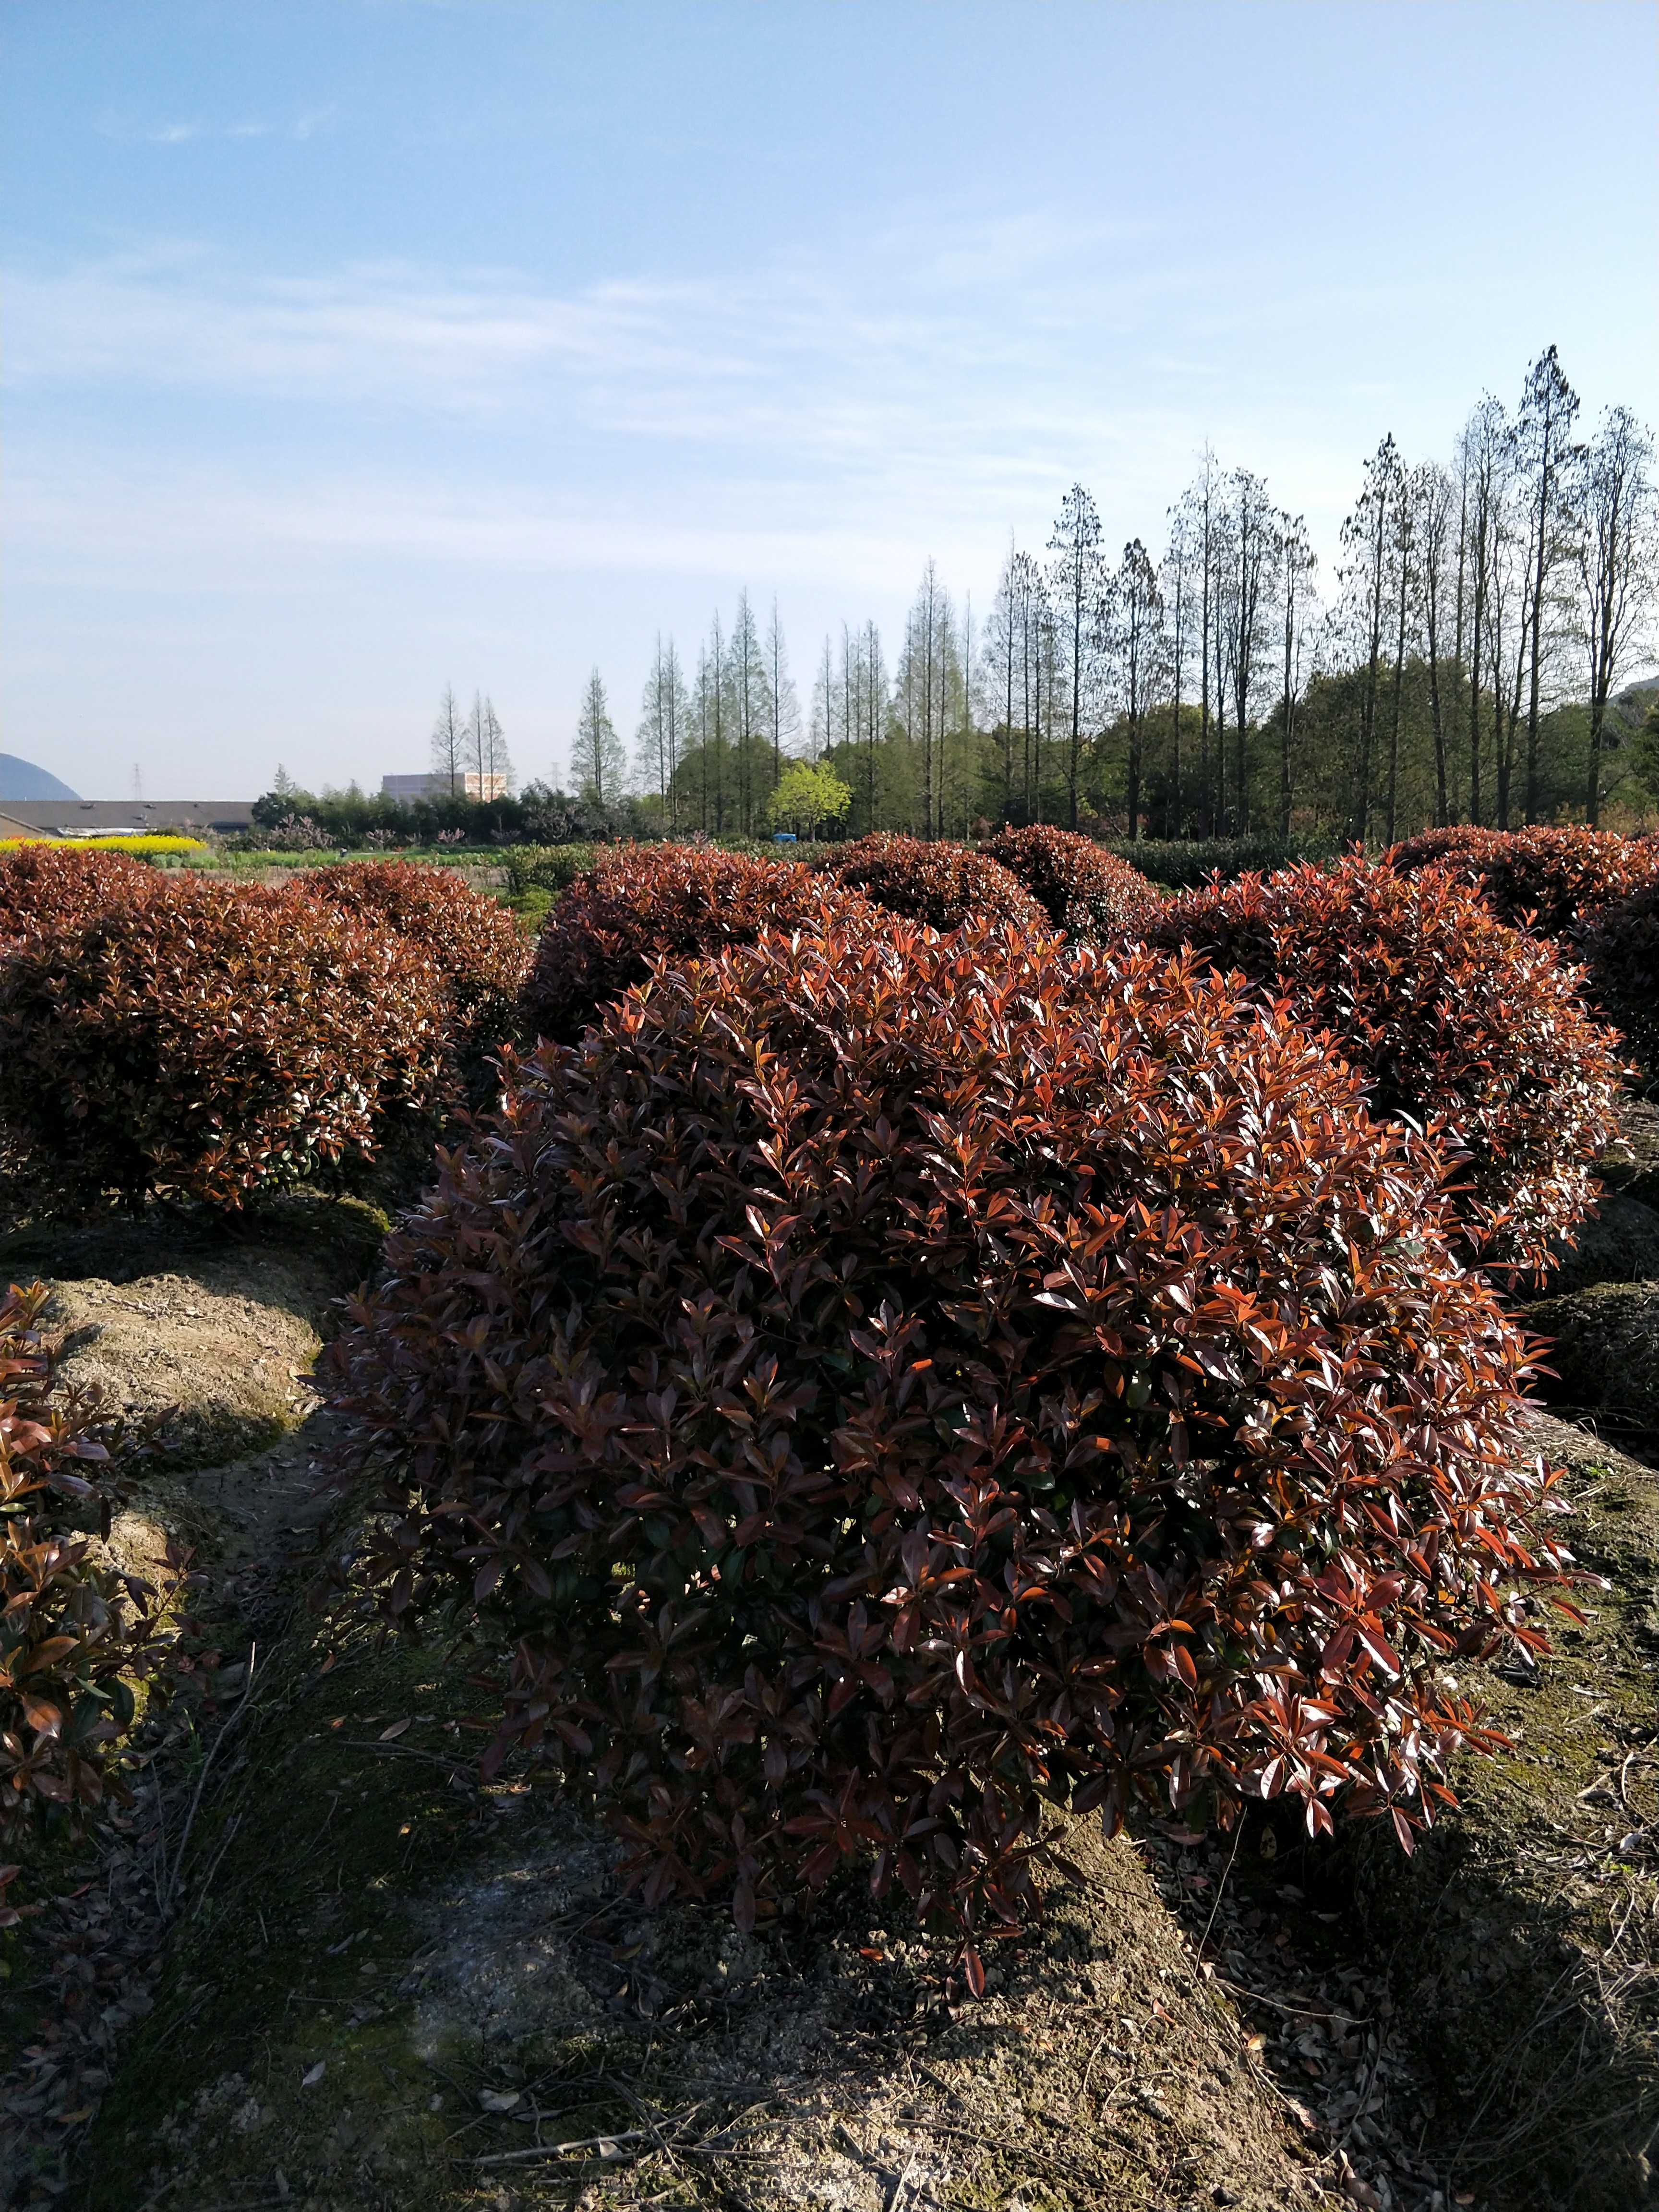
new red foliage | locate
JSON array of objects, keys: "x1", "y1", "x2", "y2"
[
  {"x1": 0, "y1": 874, "x2": 449, "y2": 1208},
  {"x1": 307, "y1": 860, "x2": 530, "y2": 1089},
  {"x1": 0, "y1": 842, "x2": 155, "y2": 942},
  {"x1": 0, "y1": 1281, "x2": 159, "y2": 1855},
  {"x1": 820, "y1": 833, "x2": 1043, "y2": 931},
  {"x1": 327, "y1": 916, "x2": 1561, "y2": 1958},
  {"x1": 520, "y1": 842, "x2": 875, "y2": 1044},
  {"x1": 982, "y1": 824, "x2": 1164, "y2": 938},
  {"x1": 1383, "y1": 824, "x2": 1659, "y2": 936},
  {"x1": 1136, "y1": 858, "x2": 1623, "y2": 1274}
]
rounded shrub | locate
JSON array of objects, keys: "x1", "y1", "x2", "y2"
[
  {"x1": 327, "y1": 916, "x2": 1559, "y2": 1962},
  {"x1": 0, "y1": 842, "x2": 155, "y2": 943},
  {"x1": 1381, "y1": 825, "x2": 1504, "y2": 880},
  {"x1": 1383, "y1": 823, "x2": 1659, "y2": 937},
  {"x1": 307, "y1": 860, "x2": 530, "y2": 1088},
  {"x1": 0, "y1": 874, "x2": 449, "y2": 1208},
  {"x1": 819, "y1": 833, "x2": 1042, "y2": 931},
  {"x1": 1136, "y1": 857, "x2": 1624, "y2": 1275},
  {"x1": 520, "y1": 842, "x2": 874, "y2": 1044},
  {"x1": 983, "y1": 824, "x2": 1163, "y2": 937}
]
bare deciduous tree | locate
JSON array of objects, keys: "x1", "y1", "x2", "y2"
[
  {"x1": 430, "y1": 685, "x2": 467, "y2": 798},
  {"x1": 1275, "y1": 515, "x2": 1317, "y2": 835},
  {"x1": 636, "y1": 636, "x2": 689, "y2": 823},
  {"x1": 1575, "y1": 406, "x2": 1658, "y2": 825},
  {"x1": 1109, "y1": 539, "x2": 1162, "y2": 842},
  {"x1": 1338, "y1": 434, "x2": 1401, "y2": 842},
  {"x1": 1047, "y1": 484, "x2": 1104, "y2": 830},
  {"x1": 573, "y1": 668, "x2": 626, "y2": 807},
  {"x1": 1517, "y1": 346, "x2": 1580, "y2": 822}
]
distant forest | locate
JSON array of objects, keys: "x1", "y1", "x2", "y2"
[{"x1": 560, "y1": 346, "x2": 1656, "y2": 845}]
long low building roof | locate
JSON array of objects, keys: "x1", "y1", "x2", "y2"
[{"x1": 0, "y1": 799, "x2": 256, "y2": 836}]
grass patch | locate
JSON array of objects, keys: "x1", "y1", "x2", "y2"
[{"x1": 78, "y1": 1624, "x2": 509, "y2": 2209}]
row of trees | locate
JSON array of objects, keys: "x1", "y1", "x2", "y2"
[
  {"x1": 429, "y1": 686, "x2": 515, "y2": 798},
  {"x1": 429, "y1": 347, "x2": 1656, "y2": 844}
]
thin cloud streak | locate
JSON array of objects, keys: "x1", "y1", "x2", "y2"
[{"x1": 1, "y1": 217, "x2": 1387, "y2": 561}]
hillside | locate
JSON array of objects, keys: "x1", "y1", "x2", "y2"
[{"x1": 0, "y1": 753, "x2": 78, "y2": 802}]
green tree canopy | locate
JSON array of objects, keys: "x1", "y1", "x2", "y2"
[{"x1": 766, "y1": 758, "x2": 852, "y2": 839}]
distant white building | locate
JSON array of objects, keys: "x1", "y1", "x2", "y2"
[{"x1": 382, "y1": 771, "x2": 508, "y2": 804}]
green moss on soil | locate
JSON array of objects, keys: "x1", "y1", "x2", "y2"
[
  {"x1": 79, "y1": 1626, "x2": 509, "y2": 2211},
  {"x1": 73, "y1": 1599, "x2": 1323, "y2": 2212},
  {"x1": 1342, "y1": 1417, "x2": 1659, "y2": 2211}
]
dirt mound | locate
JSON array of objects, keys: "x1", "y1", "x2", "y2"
[
  {"x1": 1544, "y1": 1190, "x2": 1659, "y2": 1296},
  {"x1": 1529, "y1": 1279, "x2": 1659, "y2": 1432},
  {"x1": 0, "y1": 1194, "x2": 1329, "y2": 2212},
  {"x1": 79, "y1": 1617, "x2": 1336, "y2": 2212},
  {"x1": 1342, "y1": 1413, "x2": 1659, "y2": 2210},
  {"x1": 47, "y1": 1266, "x2": 320, "y2": 1467},
  {"x1": 13, "y1": 1183, "x2": 1659, "y2": 2212},
  {"x1": 1599, "y1": 1093, "x2": 1659, "y2": 1210}
]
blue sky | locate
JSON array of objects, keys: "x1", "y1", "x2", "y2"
[{"x1": 4, "y1": 0, "x2": 1656, "y2": 800}]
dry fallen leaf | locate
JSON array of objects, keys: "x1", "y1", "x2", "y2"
[
  {"x1": 379, "y1": 1718, "x2": 412, "y2": 1741},
  {"x1": 301, "y1": 2061, "x2": 326, "y2": 2088}
]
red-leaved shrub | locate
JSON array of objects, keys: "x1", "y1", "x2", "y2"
[
  {"x1": 1383, "y1": 824, "x2": 1659, "y2": 937},
  {"x1": 521, "y1": 842, "x2": 875, "y2": 1043},
  {"x1": 982, "y1": 824, "x2": 1164, "y2": 938},
  {"x1": 308, "y1": 861, "x2": 530, "y2": 1091},
  {"x1": 820, "y1": 833, "x2": 1042, "y2": 931},
  {"x1": 1380, "y1": 825, "x2": 1504, "y2": 880},
  {"x1": 1137, "y1": 858, "x2": 1623, "y2": 1274},
  {"x1": 0, "y1": 875, "x2": 448, "y2": 1208},
  {"x1": 1, "y1": 1281, "x2": 159, "y2": 1851},
  {"x1": 0, "y1": 842, "x2": 155, "y2": 943},
  {"x1": 327, "y1": 917, "x2": 1560, "y2": 1966}
]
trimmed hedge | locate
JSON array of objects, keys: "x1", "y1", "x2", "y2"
[
  {"x1": 0, "y1": 842, "x2": 155, "y2": 942},
  {"x1": 982, "y1": 825, "x2": 1164, "y2": 937},
  {"x1": 1106, "y1": 833, "x2": 1341, "y2": 891},
  {"x1": 521, "y1": 842, "x2": 873, "y2": 1044},
  {"x1": 502, "y1": 843, "x2": 601, "y2": 898},
  {"x1": 1136, "y1": 857, "x2": 1623, "y2": 1275},
  {"x1": 820, "y1": 833, "x2": 1042, "y2": 931},
  {"x1": 328, "y1": 915, "x2": 1559, "y2": 1960},
  {"x1": 0, "y1": 875, "x2": 449, "y2": 1208},
  {"x1": 1383, "y1": 824, "x2": 1659, "y2": 937},
  {"x1": 306, "y1": 860, "x2": 530, "y2": 1094}
]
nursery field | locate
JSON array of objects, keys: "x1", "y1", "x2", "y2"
[{"x1": 3, "y1": 828, "x2": 1659, "y2": 2212}]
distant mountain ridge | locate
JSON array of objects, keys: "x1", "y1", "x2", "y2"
[{"x1": 0, "y1": 755, "x2": 78, "y2": 802}]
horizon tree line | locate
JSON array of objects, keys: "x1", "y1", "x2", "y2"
[{"x1": 472, "y1": 345, "x2": 1659, "y2": 843}]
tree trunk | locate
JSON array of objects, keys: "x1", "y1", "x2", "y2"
[{"x1": 1385, "y1": 554, "x2": 1408, "y2": 844}]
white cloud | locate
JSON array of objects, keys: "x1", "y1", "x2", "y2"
[
  {"x1": 0, "y1": 213, "x2": 1443, "y2": 615},
  {"x1": 98, "y1": 114, "x2": 317, "y2": 147}
]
